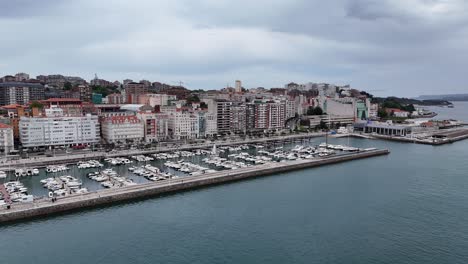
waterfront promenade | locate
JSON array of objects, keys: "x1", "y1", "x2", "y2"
[
  {"x1": 0, "y1": 149, "x2": 389, "y2": 223},
  {"x1": 0, "y1": 132, "x2": 325, "y2": 171}
]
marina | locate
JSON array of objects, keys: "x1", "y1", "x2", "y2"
[
  {"x1": 0, "y1": 136, "x2": 388, "y2": 223},
  {"x1": 0, "y1": 146, "x2": 389, "y2": 223}
]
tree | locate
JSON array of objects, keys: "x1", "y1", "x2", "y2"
[
  {"x1": 186, "y1": 94, "x2": 200, "y2": 104},
  {"x1": 312, "y1": 106, "x2": 323, "y2": 115},
  {"x1": 377, "y1": 108, "x2": 388, "y2": 118},
  {"x1": 318, "y1": 120, "x2": 328, "y2": 130},
  {"x1": 29, "y1": 101, "x2": 43, "y2": 109},
  {"x1": 306, "y1": 106, "x2": 324, "y2": 116},
  {"x1": 200, "y1": 102, "x2": 208, "y2": 109},
  {"x1": 63, "y1": 82, "x2": 73, "y2": 91}
]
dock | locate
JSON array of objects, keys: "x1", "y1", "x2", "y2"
[
  {"x1": 0, "y1": 149, "x2": 389, "y2": 223},
  {"x1": 370, "y1": 128, "x2": 468, "y2": 145}
]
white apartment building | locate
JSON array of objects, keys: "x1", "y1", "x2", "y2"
[
  {"x1": 19, "y1": 108, "x2": 100, "y2": 148},
  {"x1": 202, "y1": 112, "x2": 217, "y2": 137},
  {"x1": 285, "y1": 100, "x2": 297, "y2": 119},
  {"x1": 101, "y1": 115, "x2": 144, "y2": 143},
  {"x1": 0, "y1": 123, "x2": 14, "y2": 153},
  {"x1": 168, "y1": 111, "x2": 200, "y2": 140}
]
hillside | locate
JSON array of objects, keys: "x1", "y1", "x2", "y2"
[{"x1": 417, "y1": 94, "x2": 468, "y2": 101}]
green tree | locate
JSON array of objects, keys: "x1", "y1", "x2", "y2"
[
  {"x1": 186, "y1": 94, "x2": 200, "y2": 104},
  {"x1": 377, "y1": 108, "x2": 388, "y2": 118},
  {"x1": 63, "y1": 82, "x2": 73, "y2": 91},
  {"x1": 312, "y1": 106, "x2": 323, "y2": 115},
  {"x1": 307, "y1": 106, "x2": 324, "y2": 116},
  {"x1": 318, "y1": 120, "x2": 328, "y2": 130},
  {"x1": 29, "y1": 101, "x2": 44, "y2": 109}
]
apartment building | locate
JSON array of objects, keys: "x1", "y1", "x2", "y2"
[
  {"x1": 19, "y1": 107, "x2": 100, "y2": 148},
  {"x1": 0, "y1": 123, "x2": 14, "y2": 153},
  {"x1": 0, "y1": 82, "x2": 45, "y2": 106},
  {"x1": 101, "y1": 115, "x2": 144, "y2": 143}
]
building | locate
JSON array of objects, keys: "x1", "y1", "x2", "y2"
[
  {"x1": 235, "y1": 80, "x2": 242, "y2": 93},
  {"x1": 202, "y1": 112, "x2": 217, "y2": 137},
  {"x1": 40, "y1": 98, "x2": 83, "y2": 116},
  {"x1": 92, "y1": 93, "x2": 103, "y2": 104},
  {"x1": 354, "y1": 121, "x2": 412, "y2": 136},
  {"x1": 101, "y1": 115, "x2": 144, "y2": 143},
  {"x1": 19, "y1": 107, "x2": 100, "y2": 148},
  {"x1": 15, "y1": 73, "x2": 30, "y2": 82},
  {"x1": 90, "y1": 74, "x2": 113, "y2": 88},
  {"x1": 0, "y1": 82, "x2": 45, "y2": 106},
  {"x1": 268, "y1": 102, "x2": 286, "y2": 129},
  {"x1": 216, "y1": 100, "x2": 232, "y2": 134},
  {"x1": 138, "y1": 93, "x2": 176, "y2": 107},
  {"x1": 136, "y1": 112, "x2": 169, "y2": 142},
  {"x1": 0, "y1": 82, "x2": 44, "y2": 106},
  {"x1": 78, "y1": 85, "x2": 92, "y2": 102},
  {"x1": 36, "y1": 74, "x2": 86, "y2": 89},
  {"x1": 125, "y1": 82, "x2": 148, "y2": 104},
  {"x1": 0, "y1": 123, "x2": 14, "y2": 153},
  {"x1": 168, "y1": 111, "x2": 201, "y2": 140},
  {"x1": 230, "y1": 105, "x2": 246, "y2": 133},
  {"x1": 386, "y1": 108, "x2": 410, "y2": 118},
  {"x1": 107, "y1": 93, "x2": 125, "y2": 104},
  {"x1": 285, "y1": 99, "x2": 297, "y2": 119}
]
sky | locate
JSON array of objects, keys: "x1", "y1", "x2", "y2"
[{"x1": 1, "y1": 0, "x2": 468, "y2": 97}]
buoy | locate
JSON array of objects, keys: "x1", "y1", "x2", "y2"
[{"x1": 48, "y1": 192, "x2": 54, "y2": 198}]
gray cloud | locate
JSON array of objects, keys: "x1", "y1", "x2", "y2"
[{"x1": 1, "y1": 0, "x2": 468, "y2": 96}]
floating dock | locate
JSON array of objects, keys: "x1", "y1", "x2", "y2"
[{"x1": 0, "y1": 149, "x2": 389, "y2": 223}]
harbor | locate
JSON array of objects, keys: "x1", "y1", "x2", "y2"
[
  {"x1": 0, "y1": 147, "x2": 388, "y2": 223},
  {"x1": 0, "y1": 135, "x2": 389, "y2": 223}
]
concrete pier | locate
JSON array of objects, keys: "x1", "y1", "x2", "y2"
[{"x1": 0, "y1": 149, "x2": 389, "y2": 223}]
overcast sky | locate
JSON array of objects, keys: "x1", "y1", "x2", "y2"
[{"x1": 1, "y1": 0, "x2": 468, "y2": 97}]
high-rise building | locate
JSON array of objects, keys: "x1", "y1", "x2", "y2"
[
  {"x1": 0, "y1": 123, "x2": 14, "y2": 153},
  {"x1": 235, "y1": 80, "x2": 242, "y2": 93},
  {"x1": 230, "y1": 105, "x2": 246, "y2": 133},
  {"x1": 0, "y1": 82, "x2": 45, "y2": 106},
  {"x1": 216, "y1": 100, "x2": 232, "y2": 135}
]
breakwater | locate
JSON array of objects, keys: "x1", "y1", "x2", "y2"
[{"x1": 0, "y1": 149, "x2": 389, "y2": 223}]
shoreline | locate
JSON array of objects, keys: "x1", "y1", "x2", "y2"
[{"x1": 0, "y1": 149, "x2": 389, "y2": 223}]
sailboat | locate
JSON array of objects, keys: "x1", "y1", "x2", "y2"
[{"x1": 212, "y1": 144, "x2": 217, "y2": 155}]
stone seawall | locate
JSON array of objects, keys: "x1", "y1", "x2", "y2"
[{"x1": 0, "y1": 149, "x2": 389, "y2": 223}]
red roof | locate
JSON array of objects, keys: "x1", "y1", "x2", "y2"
[
  {"x1": 0, "y1": 123, "x2": 11, "y2": 129},
  {"x1": 386, "y1": 108, "x2": 408, "y2": 113},
  {"x1": 0, "y1": 104, "x2": 23, "y2": 109}
]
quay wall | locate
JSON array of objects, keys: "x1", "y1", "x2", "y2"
[{"x1": 0, "y1": 149, "x2": 389, "y2": 223}]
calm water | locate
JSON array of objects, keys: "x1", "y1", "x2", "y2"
[{"x1": 1, "y1": 105, "x2": 467, "y2": 264}]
